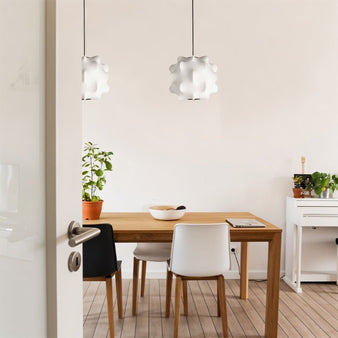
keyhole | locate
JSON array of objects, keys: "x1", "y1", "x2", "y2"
[{"x1": 68, "y1": 251, "x2": 81, "y2": 272}]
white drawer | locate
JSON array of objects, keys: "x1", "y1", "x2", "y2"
[
  {"x1": 298, "y1": 207, "x2": 338, "y2": 226},
  {"x1": 294, "y1": 198, "x2": 338, "y2": 207}
]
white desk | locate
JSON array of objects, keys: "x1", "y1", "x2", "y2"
[{"x1": 284, "y1": 197, "x2": 338, "y2": 293}]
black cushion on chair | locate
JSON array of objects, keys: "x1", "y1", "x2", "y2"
[{"x1": 83, "y1": 223, "x2": 120, "y2": 278}]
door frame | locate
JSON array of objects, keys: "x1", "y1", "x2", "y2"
[{"x1": 46, "y1": 0, "x2": 83, "y2": 336}]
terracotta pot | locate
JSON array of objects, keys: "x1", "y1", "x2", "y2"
[
  {"x1": 82, "y1": 200, "x2": 103, "y2": 220},
  {"x1": 292, "y1": 188, "x2": 303, "y2": 198}
]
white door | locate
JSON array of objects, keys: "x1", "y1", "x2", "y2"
[{"x1": 0, "y1": 1, "x2": 83, "y2": 337}]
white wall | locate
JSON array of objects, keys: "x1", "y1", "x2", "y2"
[{"x1": 83, "y1": 0, "x2": 338, "y2": 278}]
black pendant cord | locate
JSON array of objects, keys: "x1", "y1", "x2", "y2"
[
  {"x1": 83, "y1": 0, "x2": 86, "y2": 56},
  {"x1": 192, "y1": 0, "x2": 195, "y2": 56}
]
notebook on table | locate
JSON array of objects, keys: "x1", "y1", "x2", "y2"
[{"x1": 225, "y1": 218, "x2": 266, "y2": 228}]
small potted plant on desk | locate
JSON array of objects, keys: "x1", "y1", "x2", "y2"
[
  {"x1": 293, "y1": 176, "x2": 304, "y2": 198},
  {"x1": 303, "y1": 178, "x2": 314, "y2": 198},
  {"x1": 82, "y1": 141, "x2": 113, "y2": 220},
  {"x1": 312, "y1": 172, "x2": 338, "y2": 198}
]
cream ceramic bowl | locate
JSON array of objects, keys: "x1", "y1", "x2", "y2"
[{"x1": 149, "y1": 205, "x2": 186, "y2": 221}]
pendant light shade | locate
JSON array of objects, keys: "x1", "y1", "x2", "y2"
[
  {"x1": 169, "y1": 56, "x2": 217, "y2": 100},
  {"x1": 169, "y1": 0, "x2": 217, "y2": 100},
  {"x1": 82, "y1": 56, "x2": 109, "y2": 100},
  {"x1": 82, "y1": 0, "x2": 109, "y2": 100}
]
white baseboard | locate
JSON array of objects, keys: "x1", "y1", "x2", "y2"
[{"x1": 120, "y1": 270, "x2": 278, "y2": 280}]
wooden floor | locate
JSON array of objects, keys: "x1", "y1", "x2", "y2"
[{"x1": 83, "y1": 279, "x2": 338, "y2": 338}]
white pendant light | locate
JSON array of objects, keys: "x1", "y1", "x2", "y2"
[
  {"x1": 82, "y1": 0, "x2": 109, "y2": 100},
  {"x1": 82, "y1": 56, "x2": 109, "y2": 100},
  {"x1": 169, "y1": 0, "x2": 218, "y2": 100}
]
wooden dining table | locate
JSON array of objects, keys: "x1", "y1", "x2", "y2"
[{"x1": 84, "y1": 211, "x2": 282, "y2": 338}]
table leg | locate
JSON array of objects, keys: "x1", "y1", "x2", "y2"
[
  {"x1": 240, "y1": 242, "x2": 249, "y2": 299},
  {"x1": 265, "y1": 232, "x2": 281, "y2": 338},
  {"x1": 132, "y1": 257, "x2": 139, "y2": 315}
]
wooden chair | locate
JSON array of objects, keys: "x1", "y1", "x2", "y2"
[
  {"x1": 132, "y1": 242, "x2": 172, "y2": 315},
  {"x1": 83, "y1": 224, "x2": 123, "y2": 338},
  {"x1": 165, "y1": 223, "x2": 231, "y2": 338}
]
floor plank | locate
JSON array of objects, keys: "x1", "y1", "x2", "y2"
[
  {"x1": 199, "y1": 280, "x2": 228, "y2": 337},
  {"x1": 190, "y1": 281, "x2": 218, "y2": 338},
  {"x1": 208, "y1": 280, "x2": 246, "y2": 337},
  {"x1": 244, "y1": 280, "x2": 292, "y2": 338},
  {"x1": 84, "y1": 282, "x2": 106, "y2": 338},
  {"x1": 228, "y1": 279, "x2": 265, "y2": 337},
  {"x1": 256, "y1": 280, "x2": 316, "y2": 337},
  {"x1": 84, "y1": 279, "x2": 338, "y2": 338},
  {"x1": 114, "y1": 279, "x2": 131, "y2": 337},
  {"x1": 159, "y1": 278, "x2": 175, "y2": 338},
  {"x1": 185, "y1": 281, "x2": 207, "y2": 338},
  {"x1": 83, "y1": 281, "x2": 100, "y2": 321},
  {"x1": 149, "y1": 279, "x2": 162, "y2": 338}
]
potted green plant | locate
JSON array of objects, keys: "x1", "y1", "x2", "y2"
[
  {"x1": 311, "y1": 172, "x2": 338, "y2": 198},
  {"x1": 303, "y1": 178, "x2": 314, "y2": 198},
  {"x1": 82, "y1": 141, "x2": 113, "y2": 219},
  {"x1": 292, "y1": 176, "x2": 304, "y2": 198}
]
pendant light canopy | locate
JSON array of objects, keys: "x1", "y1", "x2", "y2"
[
  {"x1": 82, "y1": 0, "x2": 109, "y2": 100},
  {"x1": 169, "y1": 0, "x2": 218, "y2": 100}
]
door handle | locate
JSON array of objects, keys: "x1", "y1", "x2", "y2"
[{"x1": 68, "y1": 221, "x2": 101, "y2": 247}]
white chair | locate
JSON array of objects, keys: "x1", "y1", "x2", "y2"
[
  {"x1": 165, "y1": 223, "x2": 231, "y2": 338},
  {"x1": 132, "y1": 243, "x2": 171, "y2": 315}
]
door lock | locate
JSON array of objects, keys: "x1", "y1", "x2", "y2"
[{"x1": 68, "y1": 251, "x2": 81, "y2": 272}]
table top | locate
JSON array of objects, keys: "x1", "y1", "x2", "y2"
[{"x1": 84, "y1": 211, "x2": 281, "y2": 242}]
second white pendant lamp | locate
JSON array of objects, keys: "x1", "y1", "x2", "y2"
[
  {"x1": 82, "y1": 0, "x2": 109, "y2": 100},
  {"x1": 169, "y1": 0, "x2": 218, "y2": 100}
]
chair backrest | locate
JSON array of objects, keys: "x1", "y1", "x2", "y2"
[
  {"x1": 83, "y1": 223, "x2": 118, "y2": 278},
  {"x1": 170, "y1": 223, "x2": 230, "y2": 277}
]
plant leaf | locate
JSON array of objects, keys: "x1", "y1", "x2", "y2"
[
  {"x1": 96, "y1": 169, "x2": 103, "y2": 177},
  {"x1": 105, "y1": 161, "x2": 112, "y2": 170}
]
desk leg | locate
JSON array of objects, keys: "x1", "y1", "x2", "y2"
[
  {"x1": 296, "y1": 225, "x2": 302, "y2": 293},
  {"x1": 291, "y1": 224, "x2": 297, "y2": 284},
  {"x1": 240, "y1": 242, "x2": 249, "y2": 299},
  {"x1": 265, "y1": 232, "x2": 281, "y2": 338}
]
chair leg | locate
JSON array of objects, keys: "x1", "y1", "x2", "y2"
[
  {"x1": 115, "y1": 267, "x2": 123, "y2": 319},
  {"x1": 217, "y1": 275, "x2": 228, "y2": 338},
  {"x1": 183, "y1": 280, "x2": 188, "y2": 316},
  {"x1": 174, "y1": 276, "x2": 182, "y2": 338},
  {"x1": 132, "y1": 257, "x2": 139, "y2": 315},
  {"x1": 165, "y1": 269, "x2": 173, "y2": 317},
  {"x1": 105, "y1": 277, "x2": 115, "y2": 338},
  {"x1": 141, "y1": 260, "x2": 147, "y2": 297}
]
